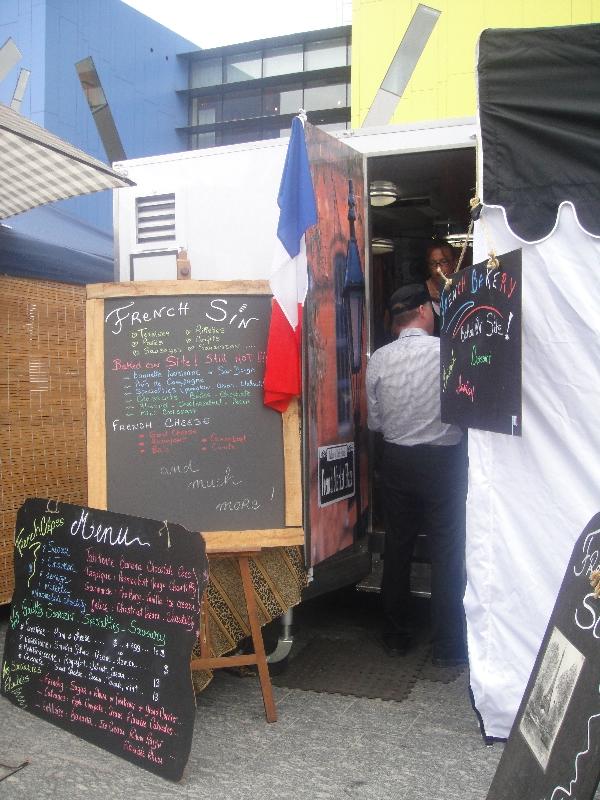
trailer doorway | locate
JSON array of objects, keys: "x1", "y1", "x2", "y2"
[{"x1": 365, "y1": 144, "x2": 477, "y2": 594}]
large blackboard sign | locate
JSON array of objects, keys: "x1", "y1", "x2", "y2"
[
  {"x1": 440, "y1": 249, "x2": 522, "y2": 435},
  {"x1": 1, "y1": 498, "x2": 207, "y2": 781},
  {"x1": 486, "y1": 513, "x2": 600, "y2": 800},
  {"x1": 97, "y1": 288, "x2": 287, "y2": 534}
]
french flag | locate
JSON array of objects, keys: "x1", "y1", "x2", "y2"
[{"x1": 263, "y1": 115, "x2": 317, "y2": 412}]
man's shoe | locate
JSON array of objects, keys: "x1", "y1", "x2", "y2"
[{"x1": 382, "y1": 626, "x2": 412, "y2": 656}]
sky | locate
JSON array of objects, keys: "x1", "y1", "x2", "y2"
[{"x1": 123, "y1": 0, "x2": 352, "y2": 48}]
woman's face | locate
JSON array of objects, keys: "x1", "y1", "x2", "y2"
[{"x1": 427, "y1": 247, "x2": 454, "y2": 278}]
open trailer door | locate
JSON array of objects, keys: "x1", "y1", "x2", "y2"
[{"x1": 302, "y1": 123, "x2": 369, "y2": 568}]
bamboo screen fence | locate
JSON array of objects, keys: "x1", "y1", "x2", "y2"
[{"x1": 0, "y1": 276, "x2": 87, "y2": 604}]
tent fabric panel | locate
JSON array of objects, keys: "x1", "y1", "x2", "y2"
[
  {"x1": 478, "y1": 23, "x2": 600, "y2": 242},
  {"x1": 0, "y1": 225, "x2": 113, "y2": 284},
  {"x1": 0, "y1": 104, "x2": 133, "y2": 219},
  {"x1": 465, "y1": 204, "x2": 600, "y2": 738}
]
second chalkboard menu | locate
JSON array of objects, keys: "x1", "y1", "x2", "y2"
[
  {"x1": 86, "y1": 282, "x2": 302, "y2": 548},
  {"x1": 2, "y1": 498, "x2": 207, "y2": 781}
]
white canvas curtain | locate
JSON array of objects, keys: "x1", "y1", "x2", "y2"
[{"x1": 466, "y1": 203, "x2": 600, "y2": 738}]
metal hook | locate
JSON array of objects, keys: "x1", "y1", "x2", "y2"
[
  {"x1": 46, "y1": 499, "x2": 59, "y2": 514},
  {"x1": 158, "y1": 521, "x2": 171, "y2": 549}
]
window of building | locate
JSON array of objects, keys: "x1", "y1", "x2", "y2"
[
  {"x1": 191, "y1": 97, "x2": 221, "y2": 126},
  {"x1": 263, "y1": 85, "x2": 303, "y2": 116},
  {"x1": 190, "y1": 131, "x2": 217, "y2": 150},
  {"x1": 303, "y1": 82, "x2": 347, "y2": 112},
  {"x1": 304, "y1": 37, "x2": 348, "y2": 71},
  {"x1": 263, "y1": 44, "x2": 303, "y2": 77},
  {"x1": 221, "y1": 123, "x2": 261, "y2": 146},
  {"x1": 190, "y1": 56, "x2": 222, "y2": 88},
  {"x1": 225, "y1": 51, "x2": 262, "y2": 83},
  {"x1": 222, "y1": 89, "x2": 261, "y2": 122}
]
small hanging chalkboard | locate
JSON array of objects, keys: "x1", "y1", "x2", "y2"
[
  {"x1": 486, "y1": 512, "x2": 600, "y2": 800},
  {"x1": 440, "y1": 248, "x2": 522, "y2": 435},
  {"x1": 1, "y1": 498, "x2": 207, "y2": 782}
]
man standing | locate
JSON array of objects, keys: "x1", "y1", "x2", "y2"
[{"x1": 366, "y1": 284, "x2": 468, "y2": 666}]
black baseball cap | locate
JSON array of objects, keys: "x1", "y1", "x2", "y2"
[{"x1": 389, "y1": 284, "x2": 431, "y2": 315}]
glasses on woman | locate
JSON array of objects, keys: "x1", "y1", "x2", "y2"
[{"x1": 428, "y1": 257, "x2": 451, "y2": 269}]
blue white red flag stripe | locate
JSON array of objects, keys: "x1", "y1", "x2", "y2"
[{"x1": 264, "y1": 116, "x2": 317, "y2": 412}]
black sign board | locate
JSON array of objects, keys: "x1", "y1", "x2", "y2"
[
  {"x1": 440, "y1": 248, "x2": 522, "y2": 435},
  {"x1": 1, "y1": 498, "x2": 207, "y2": 782},
  {"x1": 103, "y1": 293, "x2": 285, "y2": 531},
  {"x1": 486, "y1": 512, "x2": 600, "y2": 800},
  {"x1": 317, "y1": 442, "x2": 355, "y2": 507}
]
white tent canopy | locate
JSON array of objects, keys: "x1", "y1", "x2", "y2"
[{"x1": 466, "y1": 23, "x2": 600, "y2": 738}]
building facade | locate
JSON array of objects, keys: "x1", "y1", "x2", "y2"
[
  {"x1": 179, "y1": 26, "x2": 351, "y2": 151},
  {"x1": 351, "y1": 0, "x2": 600, "y2": 128},
  {"x1": 0, "y1": 0, "x2": 194, "y2": 251}
]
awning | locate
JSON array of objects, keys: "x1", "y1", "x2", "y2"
[
  {"x1": 478, "y1": 23, "x2": 600, "y2": 242},
  {"x1": 0, "y1": 103, "x2": 134, "y2": 219}
]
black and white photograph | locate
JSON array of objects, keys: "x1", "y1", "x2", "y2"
[{"x1": 519, "y1": 627, "x2": 585, "y2": 770}]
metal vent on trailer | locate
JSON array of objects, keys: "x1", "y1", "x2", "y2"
[{"x1": 135, "y1": 193, "x2": 176, "y2": 244}]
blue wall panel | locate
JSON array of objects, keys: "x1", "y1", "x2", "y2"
[{"x1": 0, "y1": 0, "x2": 195, "y2": 240}]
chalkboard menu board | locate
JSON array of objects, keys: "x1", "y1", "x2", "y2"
[
  {"x1": 440, "y1": 249, "x2": 522, "y2": 435},
  {"x1": 101, "y1": 290, "x2": 285, "y2": 533},
  {"x1": 1, "y1": 498, "x2": 207, "y2": 781},
  {"x1": 486, "y1": 512, "x2": 600, "y2": 800}
]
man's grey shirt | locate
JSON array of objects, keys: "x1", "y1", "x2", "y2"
[{"x1": 366, "y1": 328, "x2": 463, "y2": 447}]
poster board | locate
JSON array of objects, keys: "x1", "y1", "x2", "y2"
[
  {"x1": 440, "y1": 248, "x2": 522, "y2": 435},
  {"x1": 486, "y1": 512, "x2": 600, "y2": 800},
  {"x1": 86, "y1": 281, "x2": 302, "y2": 552},
  {"x1": 1, "y1": 498, "x2": 207, "y2": 781},
  {"x1": 303, "y1": 123, "x2": 368, "y2": 566}
]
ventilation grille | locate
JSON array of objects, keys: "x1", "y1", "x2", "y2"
[{"x1": 136, "y1": 193, "x2": 175, "y2": 244}]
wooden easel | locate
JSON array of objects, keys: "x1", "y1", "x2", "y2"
[{"x1": 190, "y1": 548, "x2": 278, "y2": 723}]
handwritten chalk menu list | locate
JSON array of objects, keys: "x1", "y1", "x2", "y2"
[
  {"x1": 486, "y1": 512, "x2": 600, "y2": 800},
  {"x1": 103, "y1": 293, "x2": 285, "y2": 531},
  {"x1": 440, "y1": 248, "x2": 522, "y2": 435},
  {"x1": 1, "y1": 498, "x2": 207, "y2": 781}
]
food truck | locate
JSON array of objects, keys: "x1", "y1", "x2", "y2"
[
  {"x1": 3, "y1": 24, "x2": 600, "y2": 778},
  {"x1": 111, "y1": 117, "x2": 477, "y2": 587}
]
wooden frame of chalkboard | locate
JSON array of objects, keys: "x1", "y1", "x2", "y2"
[{"x1": 86, "y1": 280, "x2": 303, "y2": 553}]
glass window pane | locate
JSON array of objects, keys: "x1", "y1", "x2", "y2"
[
  {"x1": 225, "y1": 51, "x2": 261, "y2": 83},
  {"x1": 221, "y1": 123, "x2": 260, "y2": 145},
  {"x1": 263, "y1": 86, "x2": 303, "y2": 116},
  {"x1": 303, "y1": 82, "x2": 347, "y2": 112},
  {"x1": 191, "y1": 97, "x2": 221, "y2": 126},
  {"x1": 190, "y1": 57, "x2": 222, "y2": 88},
  {"x1": 263, "y1": 45, "x2": 303, "y2": 77},
  {"x1": 222, "y1": 90, "x2": 261, "y2": 122},
  {"x1": 190, "y1": 131, "x2": 217, "y2": 150},
  {"x1": 304, "y1": 38, "x2": 347, "y2": 71}
]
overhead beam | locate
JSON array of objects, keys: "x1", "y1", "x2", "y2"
[{"x1": 362, "y1": 4, "x2": 441, "y2": 128}]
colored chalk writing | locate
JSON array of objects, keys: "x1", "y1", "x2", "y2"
[
  {"x1": 1, "y1": 498, "x2": 208, "y2": 782},
  {"x1": 103, "y1": 294, "x2": 285, "y2": 532},
  {"x1": 440, "y1": 249, "x2": 522, "y2": 436}
]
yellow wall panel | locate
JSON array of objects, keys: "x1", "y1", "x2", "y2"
[{"x1": 352, "y1": 0, "x2": 600, "y2": 128}]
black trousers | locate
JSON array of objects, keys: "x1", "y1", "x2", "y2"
[{"x1": 380, "y1": 439, "x2": 468, "y2": 659}]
